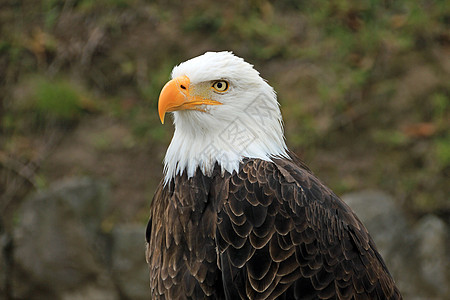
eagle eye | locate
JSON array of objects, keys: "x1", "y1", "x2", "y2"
[{"x1": 212, "y1": 80, "x2": 229, "y2": 92}]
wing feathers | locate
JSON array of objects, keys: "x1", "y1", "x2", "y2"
[
  {"x1": 216, "y1": 158, "x2": 401, "y2": 299},
  {"x1": 147, "y1": 158, "x2": 401, "y2": 299}
]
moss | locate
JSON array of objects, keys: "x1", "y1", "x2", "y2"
[
  {"x1": 435, "y1": 137, "x2": 450, "y2": 168},
  {"x1": 1, "y1": 0, "x2": 449, "y2": 218},
  {"x1": 34, "y1": 79, "x2": 83, "y2": 121}
]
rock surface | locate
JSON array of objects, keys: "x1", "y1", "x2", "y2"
[
  {"x1": 343, "y1": 190, "x2": 450, "y2": 300},
  {"x1": 10, "y1": 178, "x2": 119, "y2": 300},
  {"x1": 2, "y1": 180, "x2": 449, "y2": 300},
  {"x1": 111, "y1": 224, "x2": 149, "y2": 300},
  {"x1": 415, "y1": 215, "x2": 450, "y2": 297},
  {"x1": 0, "y1": 217, "x2": 12, "y2": 297}
]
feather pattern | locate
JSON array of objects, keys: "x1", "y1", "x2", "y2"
[{"x1": 146, "y1": 156, "x2": 402, "y2": 299}]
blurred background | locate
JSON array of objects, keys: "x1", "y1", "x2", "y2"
[{"x1": 0, "y1": 0, "x2": 449, "y2": 299}]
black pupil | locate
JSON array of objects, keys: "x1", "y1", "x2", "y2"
[{"x1": 216, "y1": 82, "x2": 223, "y2": 89}]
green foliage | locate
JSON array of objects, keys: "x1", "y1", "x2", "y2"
[
  {"x1": 183, "y1": 12, "x2": 223, "y2": 33},
  {"x1": 372, "y1": 130, "x2": 410, "y2": 148},
  {"x1": 435, "y1": 137, "x2": 450, "y2": 168},
  {"x1": 123, "y1": 61, "x2": 175, "y2": 143},
  {"x1": 42, "y1": 0, "x2": 62, "y2": 28},
  {"x1": 0, "y1": 40, "x2": 26, "y2": 65},
  {"x1": 34, "y1": 173, "x2": 49, "y2": 189},
  {"x1": 283, "y1": 106, "x2": 319, "y2": 149},
  {"x1": 432, "y1": 92, "x2": 449, "y2": 121},
  {"x1": 3, "y1": 75, "x2": 97, "y2": 136},
  {"x1": 33, "y1": 78, "x2": 84, "y2": 121},
  {"x1": 2, "y1": 0, "x2": 449, "y2": 218},
  {"x1": 77, "y1": 0, "x2": 136, "y2": 11}
]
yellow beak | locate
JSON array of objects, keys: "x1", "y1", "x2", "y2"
[{"x1": 158, "y1": 75, "x2": 222, "y2": 124}]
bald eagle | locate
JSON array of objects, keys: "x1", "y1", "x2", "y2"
[{"x1": 146, "y1": 52, "x2": 402, "y2": 299}]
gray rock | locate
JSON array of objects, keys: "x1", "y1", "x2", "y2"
[
  {"x1": 0, "y1": 219, "x2": 10, "y2": 297},
  {"x1": 343, "y1": 190, "x2": 450, "y2": 300},
  {"x1": 49, "y1": 177, "x2": 110, "y2": 241},
  {"x1": 12, "y1": 181, "x2": 447, "y2": 300},
  {"x1": 342, "y1": 190, "x2": 412, "y2": 258},
  {"x1": 61, "y1": 282, "x2": 119, "y2": 300},
  {"x1": 415, "y1": 214, "x2": 450, "y2": 298},
  {"x1": 111, "y1": 224, "x2": 149, "y2": 300},
  {"x1": 11, "y1": 177, "x2": 119, "y2": 300}
]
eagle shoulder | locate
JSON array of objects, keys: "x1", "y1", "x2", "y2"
[{"x1": 216, "y1": 157, "x2": 402, "y2": 299}]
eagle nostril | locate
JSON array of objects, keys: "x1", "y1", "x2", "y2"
[{"x1": 180, "y1": 85, "x2": 186, "y2": 90}]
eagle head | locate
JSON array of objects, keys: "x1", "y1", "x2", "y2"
[{"x1": 158, "y1": 51, "x2": 288, "y2": 183}]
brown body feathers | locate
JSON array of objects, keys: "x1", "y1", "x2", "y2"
[{"x1": 146, "y1": 157, "x2": 402, "y2": 299}]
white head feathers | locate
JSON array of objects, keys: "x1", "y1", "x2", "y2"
[{"x1": 162, "y1": 51, "x2": 288, "y2": 184}]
